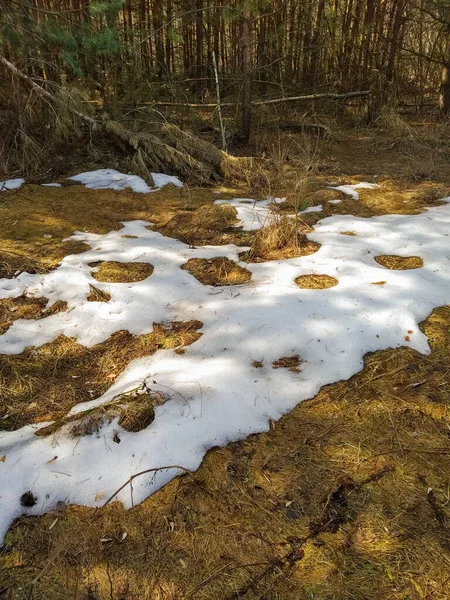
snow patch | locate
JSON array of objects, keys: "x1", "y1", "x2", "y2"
[
  {"x1": 0, "y1": 179, "x2": 25, "y2": 191},
  {"x1": 68, "y1": 169, "x2": 183, "y2": 193},
  {"x1": 1, "y1": 189, "x2": 450, "y2": 542},
  {"x1": 327, "y1": 182, "x2": 378, "y2": 200}
]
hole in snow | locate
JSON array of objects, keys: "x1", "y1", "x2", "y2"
[
  {"x1": 295, "y1": 274, "x2": 338, "y2": 290},
  {"x1": 374, "y1": 255, "x2": 423, "y2": 270},
  {"x1": 181, "y1": 257, "x2": 251, "y2": 286},
  {"x1": 20, "y1": 491, "x2": 37, "y2": 507},
  {"x1": 89, "y1": 261, "x2": 154, "y2": 283},
  {"x1": 272, "y1": 355, "x2": 302, "y2": 373}
]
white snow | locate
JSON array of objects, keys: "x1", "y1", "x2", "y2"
[
  {"x1": 1, "y1": 182, "x2": 450, "y2": 543},
  {"x1": 42, "y1": 183, "x2": 62, "y2": 187},
  {"x1": 68, "y1": 169, "x2": 153, "y2": 193},
  {"x1": 67, "y1": 169, "x2": 183, "y2": 193},
  {"x1": 151, "y1": 173, "x2": 183, "y2": 188},
  {"x1": 214, "y1": 197, "x2": 321, "y2": 231},
  {"x1": 0, "y1": 179, "x2": 25, "y2": 191},
  {"x1": 327, "y1": 182, "x2": 378, "y2": 200},
  {"x1": 328, "y1": 199, "x2": 342, "y2": 204}
]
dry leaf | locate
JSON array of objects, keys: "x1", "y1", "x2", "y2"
[{"x1": 95, "y1": 491, "x2": 105, "y2": 501}]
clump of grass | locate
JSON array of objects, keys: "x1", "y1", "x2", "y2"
[
  {"x1": 181, "y1": 257, "x2": 251, "y2": 286},
  {"x1": 375, "y1": 255, "x2": 423, "y2": 270},
  {"x1": 240, "y1": 216, "x2": 320, "y2": 262},
  {"x1": 89, "y1": 261, "x2": 154, "y2": 283},
  {"x1": 87, "y1": 284, "x2": 111, "y2": 302},
  {"x1": 272, "y1": 354, "x2": 302, "y2": 373},
  {"x1": 295, "y1": 274, "x2": 338, "y2": 289}
]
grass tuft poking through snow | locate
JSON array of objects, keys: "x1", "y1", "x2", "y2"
[{"x1": 1, "y1": 182, "x2": 450, "y2": 543}]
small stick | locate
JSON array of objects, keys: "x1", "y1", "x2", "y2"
[
  {"x1": 212, "y1": 51, "x2": 226, "y2": 150},
  {"x1": 101, "y1": 465, "x2": 191, "y2": 508}
]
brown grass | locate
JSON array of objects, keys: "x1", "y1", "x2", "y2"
[
  {"x1": 240, "y1": 216, "x2": 321, "y2": 262},
  {"x1": 2, "y1": 307, "x2": 450, "y2": 599},
  {"x1": 272, "y1": 355, "x2": 302, "y2": 373},
  {"x1": 375, "y1": 255, "x2": 424, "y2": 270},
  {"x1": 0, "y1": 296, "x2": 67, "y2": 335},
  {"x1": 90, "y1": 261, "x2": 154, "y2": 283},
  {"x1": 36, "y1": 391, "x2": 165, "y2": 439},
  {"x1": 87, "y1": 284, "x2": 111, "y2": 302},
  {"x1": 0, "y1": 320, "x2": 202, "y2": 431},
  {"x1": 295, "y1": 274, "x2": 338, "y2": 289},
  {"x1": 181, "y1": 257, "x2": 251, "y2": 286}
]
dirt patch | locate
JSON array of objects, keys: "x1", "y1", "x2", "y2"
[
  {"x1": 181, "y1": 257, "x2": 251, "y2": 286},
  {"x1": 375, "y1": 255, "x2": 424, "y2": 270},
  {"x1": 90, "y1": 261, "x2": 154, "y2": 283},
  {"x1": 295, "y1": 274, "x2": 338, "y2": 289},
  {"x1": 0, "y1": 296, "x2": 67, "y2": 335},
  {"x1": 272, "y1": 354, "x2": 302, "y2": 373},
  {"x1": 0, "y1": 320, "x2": 202, "y2": 431}
]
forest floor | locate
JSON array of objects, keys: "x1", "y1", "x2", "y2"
[{"x1": 2, "y1": 122, "x2": 450, "y2": 600}]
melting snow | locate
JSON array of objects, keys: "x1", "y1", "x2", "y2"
[
  {"x1": 68, "y1": 169, "x2": 183, "y2": 193},
  {"x1": 327, "y1": 182, "x2": 378, "y2": 200},
  {"x1": 1, "y1": 182, "x2": 450, "y2": 542},
  {"x1": 0, "y1": 179, "x2": 25, "y2": 191}
]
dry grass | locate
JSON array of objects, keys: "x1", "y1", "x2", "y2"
[
  {"x1": 295, "y1": 274, "x2": 338, "y2": 289},
  {"x1": 375, "y1": 255, "x2": 424, "y2": 270},
  {"x1": 181, "y1": 257, "x2": 251, "y2": 286},
  {"x1": 2, "y1": 307, "x2": 450, "y2": 599},
  {"x1": 87, "y1": 284, "x2": 111, "y2": 302},
  {"x1": 36, "y1": 391, "x2": 165, "y2": 439},
  {"x1": 153, "y1": 202, "x2": 253, "y2": 247},
  {"x1": 2, "y1": 125, "x2": 450, "y2": 599},
  {"x1": 0, "y1": 320, "x2": 202, "y2": 431},
  {"x1": 240, "y1": 216, "x2": 321, "y2": 262},
  {"x1": 272, "y1": 355, "x2": 302, "y2": 373},
  {"x1": 90, "y1": 261, "x2": 154, "y2": 283},
  {"x1": 0, "y1": 296, "x2": 67, "y2": 335}
]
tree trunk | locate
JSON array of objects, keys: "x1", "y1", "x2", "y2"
[
  {"x1": 237, "y1": 2, "x2": 252, "y2": 144},
  {"x1": 440, "y1": 31, "x2": 450, "y2": 114}
]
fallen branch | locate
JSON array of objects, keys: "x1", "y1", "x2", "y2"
[
  {"x1": 149, "y1": 90, "x2": 370, "y2": 108},
  {"x1": 0, "y1": 56, "x2": 98, "y2": 129}
]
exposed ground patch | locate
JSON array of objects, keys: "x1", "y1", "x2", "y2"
[
  {"x1": 0, "y1": 320, "x2": 202, "y2": 431},
  {"x1": 0, "y1": 296, "x2": 67, "y2": 335},
  {"x1": 181, "y1": 257, "x2": 251, "y2": 286},
  {"x1": 86, "y1": 284, "x2": 111, "y2": 302},
  {"x1": 375, "y1": 254, "x2": 424, "y2": 270},
  {"x1": 272, "y1": 354, "x2": 302, "y2": 373},
  {"x1": 90, "y1": 261, "x2": 154, "y2": 283},
  {"x1": 295, "y1": 274, "x2": 338, "y2": 289}
]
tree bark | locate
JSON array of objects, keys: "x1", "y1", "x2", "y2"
[{"x1": 237, "y1": 2, "x2": 252, "y2": 144}]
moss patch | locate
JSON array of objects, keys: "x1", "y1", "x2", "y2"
[{"x1": 181, "y1": 257, "x2": 251, "y2": 286}]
